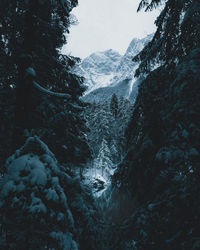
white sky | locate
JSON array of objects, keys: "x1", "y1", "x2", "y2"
[{"x1": 62, "y1": 0, "x2": 160, "y2": 58}]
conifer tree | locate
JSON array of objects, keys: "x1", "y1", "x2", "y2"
[
  {"x1": 96, "y1": 139, "x2": 113, "y2": 177},
  {"x1": 110, "y1": 94, "x2": 119, "y2": 118},
  {"x1": 0, "y1": 0, "x2": 90, "y2": 165},
  {"x1": 134, "y1": 0, "x2": 200, "y2": 77},
  {"x1": 111, "y1": 0, "x2": 200, "y2": 248},
  {"x1": 0, "y1": 137, "x2": 78, "y2": 249}
]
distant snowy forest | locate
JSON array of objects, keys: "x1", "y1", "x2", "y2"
[{"x1": 0, "y1": 0, "x2": 200, "y2": 249}]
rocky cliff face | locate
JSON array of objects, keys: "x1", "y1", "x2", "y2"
[
  {"x1": 113, "y1": 34, "x2": 153, "y2": 84},
  {"x1": 74, "y1": 34, "x2": 153, "y2": 103}
]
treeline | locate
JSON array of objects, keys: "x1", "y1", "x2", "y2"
[{"x1": 84, "y1": 94, "x2": 133, "y2": 178}]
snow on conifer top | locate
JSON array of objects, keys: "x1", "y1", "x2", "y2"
[{"x1": 0, "y1": 136, "x2": 78, "y2": 250}]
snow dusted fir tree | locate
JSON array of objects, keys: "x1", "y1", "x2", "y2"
[
  {"x1": 84, "y1": 98, "x2": 132, "y2": 172},
  {"x1": 96, "y1": 139, "x2": 113, "y2": 178},
  {"x1": 0, "y1": 136, "x2": 78, "y2": 249},
  {"x1": 0, "y1": 137, "x2": 77, "y2": 250}
]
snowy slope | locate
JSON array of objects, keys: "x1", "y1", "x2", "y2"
[{"x1": 83, "y1": 77, "x2": 143, "y2": 103}]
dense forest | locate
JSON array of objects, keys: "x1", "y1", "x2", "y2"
[{"x1": 0, "y1": 0, "x2": 200, "y2": 249}]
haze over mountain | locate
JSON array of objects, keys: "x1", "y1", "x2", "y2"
[{"x1": 74, "y1": 34, "x2": 153, "y2": 103}]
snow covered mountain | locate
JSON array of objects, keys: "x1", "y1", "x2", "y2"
[
  {"x1": 75, "y1": 34, "x2": 153, "y2": 102},
  {"x1": 73, "y1": 49, "x2": 122, "y2": 93},
  {"x1": 113, "y1": 34, "x2": 153, "y2": 84}
]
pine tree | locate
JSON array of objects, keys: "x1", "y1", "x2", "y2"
[
  {"x1": 84, "y1": 98, "x2": 132, "y2": 169},
  {"x1": 0, "y1": 0, "x2": 90, "y2": 166},
  {"x1": 0, "y1": 137, "x2": 78, "y2": 249},
  {"x1": 110, "y1": 93, "x2": 119, "y2": 118},
  {"x1": 111, "y1": 0, "x2": 200, "y2": 248},
  {"x1": 134, "y1": 0, "x2": 200, "y2": 77},
  {"x1": 96, "y1": 139, "x2": 113, "y2": 178}
]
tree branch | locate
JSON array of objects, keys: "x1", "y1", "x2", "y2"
[{"x1": 33, "y1": 81, "x2": 71, "y2": 99}]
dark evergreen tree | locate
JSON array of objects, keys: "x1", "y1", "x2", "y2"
[
  {"x1": 109, "y1": 0, "x2": 200, "y2": 249},
  {"x1": 134, "y1": 0, "x2": 200, "y2": 77},
  {"x1": 110, "y1": 93, "x2": 119, "y2": 118},
  {"x1": 0, "y1": 0, "x2": 90, "y2": 166}
]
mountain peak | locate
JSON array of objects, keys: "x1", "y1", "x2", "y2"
[{"x1": 74, "y1": 34, "x2": 153, "y2": 98}]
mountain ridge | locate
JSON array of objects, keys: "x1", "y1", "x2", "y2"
[{"x1": 74, "y1": 34, "x2": 153, "y2": 102}]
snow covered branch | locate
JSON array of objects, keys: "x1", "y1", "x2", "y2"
[
  {"x1": 33, "y1": 81, "x2": 71, "y2": 99},
  {"x1": 25, "y1": 68, "x2": 70, "y2": 98}
]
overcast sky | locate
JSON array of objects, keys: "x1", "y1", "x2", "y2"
[{"x1": 62, "y1": 0, "x2": 160, "y2": 58}]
